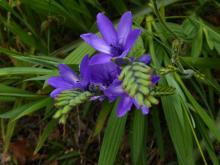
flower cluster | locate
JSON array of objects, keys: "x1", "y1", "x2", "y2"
[{"x1": 48, "y1": 11, "x2": 160, "y2": 117}]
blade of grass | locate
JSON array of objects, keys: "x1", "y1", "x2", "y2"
[
  {"x1": 93, "y1": 101, "x2": 112, "y2": 137},
  {"x1": 64, "y1": 42, "x2": 95, "y2": 64},
  {"x1": 176, "y1": 75, "x2": 220, "y2": 141},
  {"x1": 34, "y1": 119, "x2": 58, "y2": 154},
  {"x1": 130, "y1": 110, "x2": 147, "y2": 165},
  {"x1": 191, "y1": 25, "x2": 203, "y2": 62},
  {"x1": 152, "y1": 108, "x2": 165, "y2": 160},
  {"x1": 12, "y1": 97, "x2": 52, "y2": 121},
  {"x1": 98, "y1": 101, "x2": 127, "y2": 165},
  {"x1": 0, "y1": 67, "x2": 53, "y2": 76}
]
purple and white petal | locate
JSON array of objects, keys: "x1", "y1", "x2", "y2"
[
  {"x1": 97, "y1": 13, "x2": 118, "y2": 45},
  {"x1": 58, "y1": 64, "x2": 79, "y2": 83},
  {"x1": 116, "y1": 95, "x2": 133, "y2": 117},
  {"x1": 151, "y1": 75, "x2": 160, "y2": 85},
  {"x1": 80, "y1": 33, "x2": 111, "y2": 54},
  {"x1": 118, "y1": 11, "x2": 132, "y2": 46},
  {"x1": 124, "y1": 29, "x2": 141, "y2": 51},
  {"x1": 139, "y1": 54, "x2": 151, "y2": 65}
]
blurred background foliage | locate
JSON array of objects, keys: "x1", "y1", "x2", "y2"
[{"x1": 0, "y1": 0, "x2": 220, "y2": 164}]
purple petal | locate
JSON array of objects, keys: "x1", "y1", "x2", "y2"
[
  {"x1": 58, "y1": 64, "x2": 79, "y2": 83},
  {"x1": 47, "y1": 77, "x2": 73, "y2": 88},
  {"x1": 50, "y1": 88, "x2": 69, "y2": 98},
  {"x1": 141, "y1": 106, "x2": 150, "y2": 115},
  {"x1": 97, "y1": 13, "x2": 118, "y2": 45},
  {"x1": 80, "y1": 55, "x2": 90, "y2": 88},
  {"x1": 89, "y1": 62, "x2": 120, "y2": 86},
  {"x1": 80, "y1": 33, "x2": 111, "y2": 54},
  {"x1": 125, "y1": 29, "x2": 141, "y2": 51},
  {"x1": 117, "y1": 96, "x2": 133, "y2": 117},
  {"x1": 139, "y1": 54, "x2": 151, "y2": 64},
  {"x1": 118, "y1": 11, "x2": 132, "y2": 47},
  {"x1": 104, "y1": 79, "x2": 124, "y2": 101},
  {"x1": 89, "y1": 53, "x2": 112, "y2": 65},
  {"x1": 151, "y1": 75, "x2": 160, "y2": 85}
]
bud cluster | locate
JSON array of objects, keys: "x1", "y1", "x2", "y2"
[
  {"x1": 53, "y1": 90, "x2": 93, "y2": 123},
  {"x1": 119, "y1": 62, "x2": 159, "y2": 109}
]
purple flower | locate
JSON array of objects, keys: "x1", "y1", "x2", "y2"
[
  {"x1": 47, "y1": 55, "x2": 90, "y2": 98},
  {"x1": 88, "y1": 53, "x2": 121, "y2": 86},
  {"x1": 80, "y1": 11, "x2": 141, "y2": 65},
  {"x1": 47, "y1": 54, "x2": 120, "y2": 99}
]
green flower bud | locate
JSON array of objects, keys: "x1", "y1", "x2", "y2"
[
  {"x1": 129, "y1": 83, "x2": 138, "y2": 97},
  {"x1": 55, "y1": 100, "x2": 70, "y2": 107},
  {"x1": 139, "y1": 86, "x2": 150, "y2": 95},
  {"x1": 135, "y1": 93, "x2": 144, "y2": 106},
  {"x1": 144, "y1": 99, "x2": 152, "y2": 108},
  {"x1": 53, "y1": 109, "x2": 63, "y2": 118},
  {"x1": 118, "y1": 65, "x2": 131, "y2": 80},
  {"x1": 147, "y1": 95, "x2": 159, "y2": 105},
  {"x1": 134, "y1": 72, "x2": 151, "y2": 81},
  {"x1": 59, "y1": 115, "x2": 67, "y2": 124},
  {"x1": 132, "y1": 65, "x2": 151, "y2": 73},
  {"x1": 61, "y1": 106, "x2": 72, "y2": 114},
  {"x1": 137, "y1": 79, "x2": 151, "y2": 86}
]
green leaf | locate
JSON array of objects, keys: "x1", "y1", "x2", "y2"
[
  {"x1": 153, "y1": 85, "x2": 176, "y2": 96},
  {"x1": 0, "y1": 15, "x2": 46, "y2": 52},
  {"x1": 152, "y1": 109, "x2": 165, "y2": 160},
  {"x1": 110, "y1": 0, "x2": 127, "y2": 14},
  {"x1": 21, "y1": 0, "x2": 87, "y2": 31},
  {"x1": 64, "y1": 42, "x2": 95, "y2": 64},
  {"x1": 93, "y1": 101, "x2": 112, "y2": 137},
  {"x1": 0, "y1": 83, "x2": 33, "y2": 95},
  {"x1": 12, "y1": 97, "x2": 52, "y2": 121},
  {"x1": 0, "y1": 102, "x2": 35, "y2": 119},
  {"x1": 130, "y1": 110, "x2": 147, "y2": 165},
  {"x1": 34, "y1": 119, "x2": 58, "y2": 154},
  {"x1": 176, "y1": 75, "x2": 220, "y2": 142},
  {"x1": 191, "y1": 25, "x2": 203, "y2": 62},
  {"x1": 161, "y1": 77, "x2": 194, "y2": 165},
  {"x1": 3, "y1": 120, "x2": 16, "y2": 152},
  {"x1": 203, "y1": 27, "x2": 214, "y2": 50},
  {"x1": 0, "y1": 67, "x2": 53, "y2": 76},
  {"x1": 181, "y1": 57, "x2": 220, "y2": 70},
  {"x1": 98, "y1": 101, "x2": 127, "y2": 165}
]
